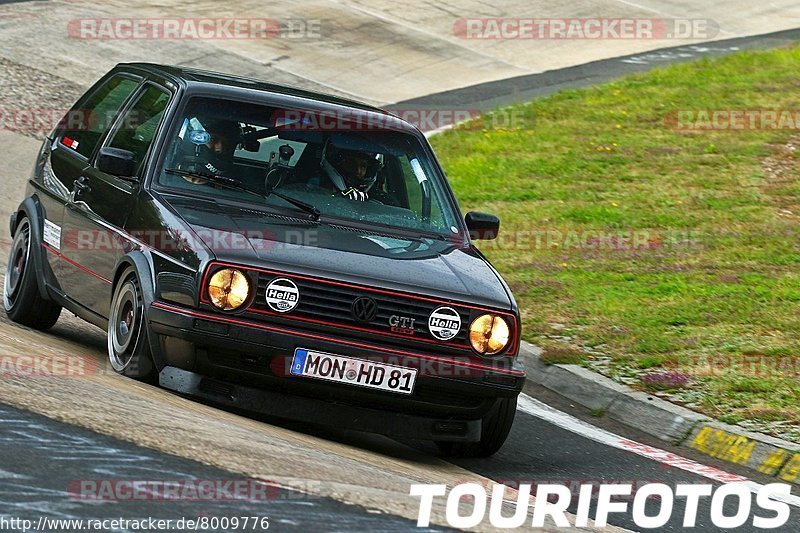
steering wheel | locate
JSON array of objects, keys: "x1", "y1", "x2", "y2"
[{"x1": 265, "y1": 167, "x2": 287, "y2": 192}]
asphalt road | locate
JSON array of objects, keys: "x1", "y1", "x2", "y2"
[
  {"x1": 0, "y1": 403, "x2": 448, "y2": 533},
  {"x1": 1, "y1": 2, "x2": 799, "y2": 532},
  {"x1": 1, "y1": 0, "x2": 800, "y2": 105},
  {"x1": 3, "y1": 376, "x2": 798, "y2": 531},
  {"x1": 389, "y1": 27, "x2": 800, "y2": 129}
]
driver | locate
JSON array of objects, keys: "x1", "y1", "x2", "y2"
[{"x1": 320, "y1": 140, "x2": 381, "y2": 201}]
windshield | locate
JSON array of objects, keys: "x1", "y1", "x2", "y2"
[{"x1": 157, "y1": 97, "x2": 462, "y2": 238}]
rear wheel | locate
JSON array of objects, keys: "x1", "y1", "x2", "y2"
[
  {"x1": 436, "y1": 396, "x2": 517, "y2": 458},
  {"x1": 3, "y1": 217, "x2": 61, "y2": 329},
  {"x1": 108, "y1": 269, "x2": 154, "y2": 380}
]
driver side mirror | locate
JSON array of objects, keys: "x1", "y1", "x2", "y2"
[
  {"x1": 96, "y1": 147, "x2": 137, "y2": 181},
  {"x1": 465, "y1": 211, "x2": 500, "y2": 240}
]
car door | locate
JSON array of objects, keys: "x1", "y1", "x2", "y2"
[
  {"x1": 60, "y1": 82, "x2": 172, "y2": 317},
  {"x1": 44, "y1": 74, "x2": 141, "y2": 289}
]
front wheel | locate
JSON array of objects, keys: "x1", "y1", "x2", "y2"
[
  {"x1": 108, "y1": 269, "x2": 155, "y2": 380},
  {"x1": 436, "y1": 397, "x2": 517, "y2": 458},
  {"x1": 3, "y1": 216, "x2": 61, "y2": 329}
]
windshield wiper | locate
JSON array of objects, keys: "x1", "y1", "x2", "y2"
[
  {"x1": 262, "y1": 186, "x2": 322, "y2": 221},
  {"x1": 164, "y1": 169, "x2": 320, "y2": 220}
]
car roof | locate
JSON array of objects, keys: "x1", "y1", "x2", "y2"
[{"x1": 118, "y1": 62, "x2": 415, "y2": 132}]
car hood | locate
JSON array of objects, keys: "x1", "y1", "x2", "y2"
[{"x1": 163, "y1": 196, "x2": 513, "y2": 309}]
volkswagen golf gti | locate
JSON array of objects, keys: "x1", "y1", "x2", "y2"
[{"x1": 4, "y1": 63, "x2": 525, "y2": 456}]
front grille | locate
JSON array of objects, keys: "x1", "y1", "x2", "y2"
[
  {"x1": 210, "y1": 347, "x2": 269, "y2": 374},
  {"x1": 250, "y1": 272, "x2": 471, "y2": 347},
  {"x1": 413, "y1": 386, "x2": 485, "y2": 408}
]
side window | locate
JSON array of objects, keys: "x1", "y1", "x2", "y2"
[
  {"x1": 60, "y1": 76, "x2": 139, "y2": 159},
  {"x1": 106, "y1": 85, "x2": 171, "y2": 177}
]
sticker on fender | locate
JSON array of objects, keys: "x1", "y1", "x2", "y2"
[
  {"x1": 291, "y1": 348, "x2": 416, "y2": 395},
  {"x1": 43, "y1": 219, "x2": 61, "y2": 250}
]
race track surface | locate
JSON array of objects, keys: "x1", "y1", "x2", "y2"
[
  {"x1": 0, "y1": 0, "x2": 798, "y2": 104},
  {"x1": 1, "y1": 1, "x2": 799, "y2": 531}
]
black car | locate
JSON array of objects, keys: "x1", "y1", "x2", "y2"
[{"x1": 4, "y1": 63, "x2": 524, "y2": 456}]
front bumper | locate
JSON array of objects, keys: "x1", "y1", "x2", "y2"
[
  {"x1": 148, "y1": 301, "x2": 525, "y2": 441},
  {"x1": 159, "y1": 366, "x2": 482, "y2": 441}
]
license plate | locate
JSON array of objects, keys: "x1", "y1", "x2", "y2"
[{"x1": 290, "y1": 348, "x2": 417, "y2": 395}]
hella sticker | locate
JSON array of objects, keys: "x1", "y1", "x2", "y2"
[
  {"x1": 265, "y1": 278, "x2": 300, "y2": 313},
  {"x1": 428, "y1": 307, "x2": 461, "y2": 341}
]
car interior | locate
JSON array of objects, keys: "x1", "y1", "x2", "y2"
[{"x1": 166, "y1": 116, "x2": 418, "y2": 210}]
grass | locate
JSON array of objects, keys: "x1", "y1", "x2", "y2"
[{"x1": 430, "y1": 44, "x2": 800, "y2": 440}]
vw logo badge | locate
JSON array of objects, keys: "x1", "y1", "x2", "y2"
[{"x1": 351, "y1": 297, "x2": 378, "y2": 323}]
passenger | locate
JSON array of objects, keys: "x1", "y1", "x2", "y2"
[
  {"x1": 178, "y1": 119, "x2": 241, "y2": 183},
  {"x1": 196, "y1": 119, "x2": 241, "y2": 176}
]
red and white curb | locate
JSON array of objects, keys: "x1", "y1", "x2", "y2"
[{"x1": 516, "y1": 393, "x2": 800, "y2": 508}]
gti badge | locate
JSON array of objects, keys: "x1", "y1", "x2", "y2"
[
  {"x1": 428, "y1": 307, "x2": 461, "y2": 340},
  {"x1": 265, "y1": 278, "x2": 300, "y2": 313},
  {"x1": 389, "y1": 315, "x2": 416, "y2": 335}
]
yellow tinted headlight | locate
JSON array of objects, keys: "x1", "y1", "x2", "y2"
[
  {"x1": 208, "y1": 268, "x2": 251, "y2": 311},
  {"x1": 469, "y1": 314, "x2": 510, "y2": 355}
]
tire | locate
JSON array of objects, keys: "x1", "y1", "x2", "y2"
[
  {"x1": 3, "y1": 216, "x2": 61, "y2": 329},
  {"x1": 107, "y1": 269, "x2": 155, "y2": 380},
  {"x1": 436, "y1": 396, "x2": 517, "y2": 458}
]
